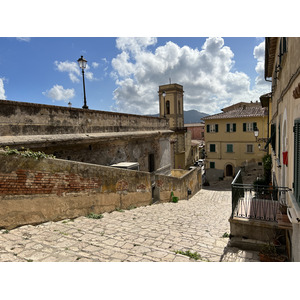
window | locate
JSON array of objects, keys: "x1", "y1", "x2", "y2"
[
  {"x1": 294, "y1": 119, "x2": 300, "y2": 204},
  {"x1": 149, "y1": 153, "x2": 155, "y2": 172},
  {"x1": 206, "y1": 124, "x2": 218, "y2": 133},
  {"x1": 210, "y1": 162, "x2": 215, "y2": 169},
  {"x1": 166, "y1": 101, "x2": 170, "y2": 115},
  {"x1": 246, "y1": 144, "x2": 254, "y2": 153},
  {"x1": 210, "y1": 144, "x2": 216, "y2": 152},
  {"x1": 243, "y1": 122, "x2": 257, "y2": 132},
  {"x1": 226, "y1": 123, "x2": 236, "y2": 132},
  {"x1": 227, "y1": 144, "x2": 233, "y2": 153},
  {"x1": 178, "y1": 100, "x2": 181, "y2": 114}
]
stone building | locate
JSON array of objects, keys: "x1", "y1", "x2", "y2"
[
  {"x1": 0, "y1": 99, "x2": 172, "y2": 175},
  {"x1": 158, "y1": 83, "x2": 194, "y2": 168}
]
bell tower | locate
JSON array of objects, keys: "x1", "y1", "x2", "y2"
[{"x1": 158, "y1": 83, "x2": 184, "y2": 130}]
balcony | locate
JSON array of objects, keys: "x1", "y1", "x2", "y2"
[{"x1": 229, "y1": 170, "x2": 291, "y2": 252}]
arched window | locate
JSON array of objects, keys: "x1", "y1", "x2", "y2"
[{"x1": 166, "y1": 100, "x2": 170, "y2": 115}]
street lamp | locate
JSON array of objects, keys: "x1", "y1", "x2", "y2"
[
  {"x1": 77, "y1": 55, "x2": 88, "y2": 109},
  {"x1": 254, "y1": 127, "x2": 259, "y2": 141},
  {"x1": 162, "y1": 91, "x2": 166, "y2": 117}
]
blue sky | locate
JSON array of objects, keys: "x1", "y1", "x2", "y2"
[{"x1": 0, "y1": 37, "x2": 270, "y2": 115}]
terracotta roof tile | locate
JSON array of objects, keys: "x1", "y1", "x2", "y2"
[{"x1": 203, "y1": 103, "x2": 268, "y2": 120}]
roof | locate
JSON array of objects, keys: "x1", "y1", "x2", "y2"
[
  {"x1": 265, "y1": 37, "x2": 278, "y2": 78},
  {"x1": 202, "y1": 102, "x2": 268, "y2": 120},
  {"x1": 0, "y1": 130, "x2": 174, "y2": 148}
]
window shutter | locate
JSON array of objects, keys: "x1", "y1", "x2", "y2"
[
  {"x1": 278, "y1": 123, "x2": 281, "y2": 161},
  {"x1": 215, "y1": 124, "x2": 218, "y2": 132},
  {"x1": 243, "y1": 123, "x2": 246, "y2": 132},
  {"x1": 207, "y1": 124, "x2": 210, "y2": 133},
  {"x1": 233, "y1": 123, "x2": 236, "y2": 132},
  {"x1": 226, "y1": 124, "x2": 230, "y2": 132},
  {"x1": 294, "y1": 119, "x2": 300, "y2": 203},
  {"x1": 271, "y1": 123, "x2": 276, "y2": 153},
  {"x1": 253, "y1": 122, "x2": 257, "y2": 130}
]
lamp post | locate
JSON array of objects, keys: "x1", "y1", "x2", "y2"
[
  {"x1": 77, "y1": 56, "x2": 88, "y2": 109},
  {"x1": 162, "y1": 91, "x2": 166, "y2": 117},
  {"x1": 254, "y1": 127, "x2": 259, "y2": 141}
]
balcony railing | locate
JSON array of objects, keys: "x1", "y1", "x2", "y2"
[{"x1": 231, "y1": 170, "x2": 291, "y2": 222}]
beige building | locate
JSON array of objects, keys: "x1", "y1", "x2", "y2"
[
  {"x1": 203, "y1": 102, "x2": 268, "y2": 181},
  {"x1": 158, "y1": 83, "x2": 194, "y2": 169},
  {"x1": 265, "y1": 37, "x2": 300, "y2": 261}
]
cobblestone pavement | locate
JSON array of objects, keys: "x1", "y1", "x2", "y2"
[{"x1": 0, "y1": 183, "x2": 260, "y2": 262}]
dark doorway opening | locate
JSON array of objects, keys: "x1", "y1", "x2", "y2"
[
  {"x1": 149, "y1": 154, "x2": 155, "y2": 173},
  {"x1": 226, "y1": 164, "x2": 233, "y2": 177}
]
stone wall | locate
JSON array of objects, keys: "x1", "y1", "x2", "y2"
[
  {"x1": 155, "y1": 167, "x2": 201, "y2": 202},
  {"x1": 0, "y1": 99, "x2": 168, "y2": 136},
  {"x1": 0, "y1": 152, "x2": 152, "y2": 229}
]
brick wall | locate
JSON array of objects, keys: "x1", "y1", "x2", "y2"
[
  {"x1": 0, "y1": 169, "x2": 102, "y2": 196},
  {"x1": 0, "y1": 152, "x2": 151, "y2": 229}
]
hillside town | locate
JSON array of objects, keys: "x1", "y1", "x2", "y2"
[{"x1": 0, "y1": 37, "x2": 300, "y2": 264}]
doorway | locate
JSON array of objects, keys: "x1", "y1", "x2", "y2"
[{"x1": 225, "y1": 164, "x2": 234, "y2": 177}]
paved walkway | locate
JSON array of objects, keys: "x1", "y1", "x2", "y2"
[{"x1": 0, "y1": 184, "x2": 260, "y2": 262}]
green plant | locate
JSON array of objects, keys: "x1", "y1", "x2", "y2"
[
  {"x1": 175, "y1": 250, "x2": 201, "y2": 260},
  {"x1": 170, "y1": 191, "x2": 179, "y2": 203},
  {"x1": 115, "y1": 208, "x2": 125, "y2": 212},
  {"x1": 3, "y1": 146, "x2": 55, "y2": 160},
  {"x1": 86, "y1": 213, "x2": 103, "y2": 219},
  {"x1": 222, "y1": 232, "x2": 230, "y2": 238}
]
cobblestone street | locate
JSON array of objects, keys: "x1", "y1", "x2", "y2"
[{"x1": 0, "y1": 182, "x2": 260, "y2": 262}]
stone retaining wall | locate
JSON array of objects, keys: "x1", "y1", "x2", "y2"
[
  {"x1": 0, "y1": 99, "x2": 168, "y2": 136},
  {"x1": 0, "y1": 152, "x2": 152, "y2": 229},
  {"x1": 155, "y1": 167, "x2": 202, "y2": 202}
]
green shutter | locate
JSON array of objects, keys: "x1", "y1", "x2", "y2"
[
  {"x1": 227, "y1": 144, "x2": 233, "y2": 152},
  {"x1": 253, "y1": 122, "x2": 257, "y2": 131},
  {"x1": 210, "y1": 162, "x2": 215, "y2": 169},
  {"x1": 233, "y1": 123, "x2": 236, "y2": 132},
  {"x1": 294, "y1": 119, "x2": 300, "y2": 203},
  {"x1": 207, "y1": 124, "x2": 210, "y2": 133},
  {"x1": 226, "y1": 124, "x2": 230, "y2": 132},
  {"x1": 210, "y1": 144, "x2": 216, "y2": 152},
  {"x1": 243, "y1": 123, "x2": 246, "y2": 132},
  {"x1": 215, "y1": 124, "x2": 218, "y2": 132}
]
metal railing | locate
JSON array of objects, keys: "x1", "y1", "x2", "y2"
[{"x1": 231, "y1": 170, "x2": 291, "y2": 222}]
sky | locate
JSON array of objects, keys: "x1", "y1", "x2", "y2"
[{"x1": 0, "y1": 36, "x2": 271, "y2": 116}]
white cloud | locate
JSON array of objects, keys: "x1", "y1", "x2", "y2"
[
  {"x1": 111, "y1": 37, "x2": 271, "y2": 115},
  {"x1": 54, "y1": 60, "x2": 95, "y2": 82},
  {"x1": 92, "y1": 62, "x2": 99, "y2": 68},
  {"x1": 16, "y1": 37, "x2": 31, "y2": 42},
  {"x1": 42, "y1": 85, "x2": 75, "y2": 102},
  {"x1": 0, "y1": 78, "x2": 6, "y2": 99},
  {"x1": 253, "y1": 41, "x2": 268, "y2": 86},
  {"x1": 55, "y1": 61, "x2": 80, "y2": 83}
]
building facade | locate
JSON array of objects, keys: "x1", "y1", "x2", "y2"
[
  {"x1": 265, "y1": 37, "x2": 300, "y2": 261},
  {"x1": 203, "y1": 102, "x2": 268, "y2": 181}
]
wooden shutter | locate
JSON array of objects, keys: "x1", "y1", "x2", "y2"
[
  {"x1": 233, "y1": 123, "x2": 236, "y2": 132},
  {"x1": 226, "y1": 124, "x2": 230, "y2": 132},
  {"x1": 294, "y1": 119, "x2": 300, "y2": 203},
  {"x1": 207, "y1": 124, "x2": 210, "y2": 133},
  {"x1": 253, "y1": 122, "x2": 257, "y2": 130},
  {"x1": 215, "y1": 124, "x2": 218, "y2": 132},
  {"x1": 243, "y1": 123, "x2": 246, "y2": 132}
]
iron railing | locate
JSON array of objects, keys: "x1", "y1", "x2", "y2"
[{"x1": 231, "y1": 170, "x2": 291, "y2": 222}]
